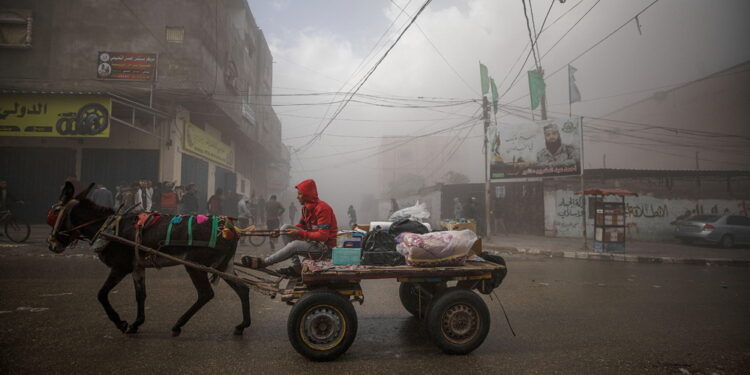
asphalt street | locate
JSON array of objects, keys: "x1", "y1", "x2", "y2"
[{"x1": 1, "y1": 239, "x2": 749, "y2": 374}]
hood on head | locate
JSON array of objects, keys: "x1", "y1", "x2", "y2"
[{"x1": 296, "y1": 179, "x2": 318, "y2": 203}]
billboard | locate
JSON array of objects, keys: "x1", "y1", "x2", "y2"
[
  {"x1": 97, "y1": 51, "x2": 157, "y2": 81},
  {"x1": 490, "y1": 117, "x2": 582, "y2": 179},
  {"x1": 183, "y1": 122, "x2": 235, "y2": 169},
  {"x1": 0, "y1": 95, "x2": 111, "y2": 137}
]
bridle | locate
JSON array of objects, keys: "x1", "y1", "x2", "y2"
[{"x1": 49, "y1": 199, "x2": 110, "y2": 245}]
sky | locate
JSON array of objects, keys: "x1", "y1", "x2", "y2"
[{"x1": 246, "y1": 0, "x2": 750, "y2": 220}]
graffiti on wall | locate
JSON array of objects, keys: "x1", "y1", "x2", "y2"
[
  {"x1": 557, "y1": 196, "x2": 584, "y2": 218},
  {"x1": 553, "y1": 190, "x2": 747, "y2": 240},
  {"x1": 625, "y1": 203, "x2": 669, "y2": 218}
]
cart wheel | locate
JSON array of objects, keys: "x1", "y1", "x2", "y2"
[
  {"x1": 287, "y1": 289, "x2": 358, "y2": 361},
  {"x1": 426, "y1": 287, "x2": 490, "y2": 355},
  {"x1": 399, "y1": 282, "x2": 438, "y2": 319}
]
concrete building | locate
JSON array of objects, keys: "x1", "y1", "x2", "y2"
[{"x1": 0, "y1": 0, "x2": 289, "y2": 221}]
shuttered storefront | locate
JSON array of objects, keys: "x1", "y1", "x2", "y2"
[
  {"x1": 0, "y1": 147, "x2": 76, "y2": 223},
  {"x1": 81, "y1": 149, "x2": 159, "y2": 192}
]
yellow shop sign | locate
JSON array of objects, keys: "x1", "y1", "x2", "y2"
[
  {"x1": 0, "y1": 95, "x2": 111, "y2": 137},
  {"x1": 183, "y1": 122, "x2": 234, "y2": 168}
]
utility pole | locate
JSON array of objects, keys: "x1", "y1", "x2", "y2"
[
  {"x1": 539, "y1": 68, "x2": 547, "y2": 121},
  {"x1": 483, "y1": 96, "x2": 492, "y2": 239}
]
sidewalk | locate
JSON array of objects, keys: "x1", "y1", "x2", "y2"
[{"x1": 484, "y1": 234, "x2": 750, "y2": 266}]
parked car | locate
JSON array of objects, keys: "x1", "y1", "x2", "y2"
[{"x1": 674, "y1": 214, "x2": 750, "y2": 248}]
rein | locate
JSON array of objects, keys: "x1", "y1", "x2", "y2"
[{"x1": 51, "y1": 199, "x2": 111, "y2": 242}]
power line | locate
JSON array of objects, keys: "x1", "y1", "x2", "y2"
[
  {"x1": 496, "y1": 0, "x2": 587, "y2": 91},
  {"x1": 502, "y1": 0, "x2": 661, "y2": 105},
  {"x1": 499, "y1": 0, "x2": 555, "y2": 98},
  {"x1": 389, "y1": 0, "x2": 479, "y2": 96},
  {"x1": 295, "y1": 0, "x2": 435, "y2": 153}
]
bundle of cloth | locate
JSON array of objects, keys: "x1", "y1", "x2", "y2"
[{"x1": 396, "y1": 229, "x2": 477, "y2": 267}]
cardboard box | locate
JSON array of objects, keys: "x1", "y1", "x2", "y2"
[
  {"x1": 354, "y1": 224, "x2": 370, "y2": 232},
  {"x1": 470, "y1": 237, "x2": 482, "y2": 256},
  {"x1": 440, "y1": 220, "x2": 477, "y2": 233}
]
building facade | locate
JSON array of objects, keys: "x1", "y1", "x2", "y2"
[{"x1": 0, "y1": 0, "x2": 289, "y2": 221}]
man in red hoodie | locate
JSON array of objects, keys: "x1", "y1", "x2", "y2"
[{"x1": 243, "y1": 179, "x2": 338, "y2": 276}]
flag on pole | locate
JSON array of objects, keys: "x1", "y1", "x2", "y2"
[
  {"x1": 490, "y1": 78, "x2": 499, "y2": 114},
  {"x1": 528, "y1": 69, "x2": 546, "y2": 110},
  {"x1": 568, "y1": 64, "x2": 581, "y2": 104},
  {"x1": 479, "y1": 62, "x2": 490, "y2": 95}
]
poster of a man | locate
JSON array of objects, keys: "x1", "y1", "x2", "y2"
[
  {"x1": 489, "y1": 117, "x2": 582, "y2": 179},
  {"x1": 536, "y1": 123, "x2": 579, "y2": 168}
]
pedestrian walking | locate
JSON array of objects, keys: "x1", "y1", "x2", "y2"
[
  {"x1": 207, "y1": 188, "x2": 224, "y2": 216},
  {"x1": 257, "y1": 195, "x2": 266, "y2": 224},
  {"x1": 134, "y1": 179, "x2": 154, "y2": 212},
  {"x1": 180, "y1": 184, "x2": 199, "y2": 215},
  {"x1": 265, "y1": 195, "x2": 285, "y2": 249},
  {"x1": 159, "y1": 182, "x2": 179, "y2": 215}
]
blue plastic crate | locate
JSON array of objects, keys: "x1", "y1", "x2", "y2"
[{"x1": 332, "y1": 247, "x2": 361, "y2": 265}]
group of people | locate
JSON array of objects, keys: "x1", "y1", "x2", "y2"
[{"x1": 105, "y1": 179, "x2": 193, "y2": 215}]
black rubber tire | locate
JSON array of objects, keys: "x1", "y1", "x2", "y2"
[
  {"x1": 287, "y1": 290, "x2": 358, "y2": 361},
  {"x1": 398, "y1": 282, "x2": 437, "y2": 319},
  {"x1": 720, "y1": 235, "x2": 734, "y2": 249},
  {"x1": 426, "y1": 287, "x2": 490, "y2": 355},
  {"x1": 679, "y1": 238, "x2": 693, "y2": 245},
  {"x1": 5, "y1": 216, "x2": 30, "y2": 243}
]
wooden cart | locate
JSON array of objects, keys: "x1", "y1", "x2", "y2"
[
  {"x1": 241, "y1": 259, "x2": 507, "y2": 361},
  {"x1": 99, "y1": 231, "x2": 506, "y2": 361}
]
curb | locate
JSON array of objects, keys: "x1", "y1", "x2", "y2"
[{"x1": 484, "y1": 244, "x2": 750, "y2": 267}]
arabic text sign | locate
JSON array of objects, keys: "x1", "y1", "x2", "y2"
[
  {"x1": 0, "y1": 95, "x2": 111, "y2": 138},
  {"x1": 490, "y1": 117, "x2": 582, "y2": 179},
  {"x1": 97, "y1": 51, "x2": 157, "y2": 81},
  {"x1": 183, "y1": 122, "x2": 234, "y2": 168}
]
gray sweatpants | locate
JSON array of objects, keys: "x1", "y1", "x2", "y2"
[{"x1": 263, "y1": 224, "x2": 328, "y2": 267}]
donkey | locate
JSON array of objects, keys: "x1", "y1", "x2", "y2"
[{"x1": 47, "y1": 182, "x2": 251, "y2": 337}]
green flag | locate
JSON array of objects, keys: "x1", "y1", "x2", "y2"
[
  {"x1": 528, "y1": 69, "x2": 546, "y2": 110},
  {"x1": 479, "y1": 62, "x2": 490, "y2": 95},
  {"x1": 490, "y1": 77, "x2": 499, "y2": 114}
]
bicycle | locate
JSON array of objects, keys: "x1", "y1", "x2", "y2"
[
  {"x1": 0, "y1": 209, "x2": 30, "y2": 243},
  {"x1": 240, "y1": 215, "x2": 266, "y2": 247}
]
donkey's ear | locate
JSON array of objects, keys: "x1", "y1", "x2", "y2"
[
  {"x1": 60, "y1": 181, "x2": 75, "y2": 203},
  {"x1": 75, "y1": 182, "x2": 96, "y2": 200}
]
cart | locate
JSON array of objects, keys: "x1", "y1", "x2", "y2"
[{"x1": 99, "y1": 232, "x2": 506, "y2": 361}]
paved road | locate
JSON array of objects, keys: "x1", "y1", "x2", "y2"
[{"x1": 1, "y1": 240, "x2": 749, "y2": 374}]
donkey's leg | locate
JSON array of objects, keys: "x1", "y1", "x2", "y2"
[
  {"x1": 97, "y1": 267, "x2": 130, "y2": 333},
  {"x1": 171, "y1": 266, "x2": 214, "y2": 337},
  {"x1": 126, "y1": 267, "x2": 147, "y2": 334},
  {"x1": 224, "y1": 277, "x2": 251, "y2": 335}
]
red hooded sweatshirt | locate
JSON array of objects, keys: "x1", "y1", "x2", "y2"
[{"x1": 294, "y1": 179, "x2": 338, "y2": 248}]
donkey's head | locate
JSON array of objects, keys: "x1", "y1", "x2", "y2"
[{"x1": 47, "y1": 182, "x2": 113, "y2": 253}]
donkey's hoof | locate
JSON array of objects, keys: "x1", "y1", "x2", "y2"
[
  {"x1": 233, "y1": 326, "x2": 244, "y2": 336},
  {"x1": 117, "y1": 320, "x2": 129, "y2": 333},
  {"x1": 126, "y1": 325, "x2": 140, "y2": 334},
  {"x1": 171, "y1": 328, "x2": 181, "y2": 337}
]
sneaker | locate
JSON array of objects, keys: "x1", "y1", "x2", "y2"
[{"x1": 241, "y1": 256, "x2": 265, "y2": 269}]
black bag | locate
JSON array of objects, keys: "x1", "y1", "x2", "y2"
[
  {"x1": 360, "y1": 231, "x2": 404, "y2": 266},
  {"x1": 388, "y1": 218, "x2": 429, "y2": 237}
]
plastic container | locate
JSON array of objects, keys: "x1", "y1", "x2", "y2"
[{"x1": 332, "y1": 247, "x2": 361, "y2": 265}]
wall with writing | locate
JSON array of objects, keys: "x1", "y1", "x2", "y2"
[{"x1": 552, "y1": 189, "x2": 748, "y2": 240}]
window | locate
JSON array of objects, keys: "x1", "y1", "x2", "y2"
[
  {"x1": 727, "y1": 216, "x2": 750, "y2": 226},
  {"x1": 165, "y1": 26, "x2": 184, "y2": 43},
  {"x1": 0, "y1": 10, "x2": 32, "y2": 48}
]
